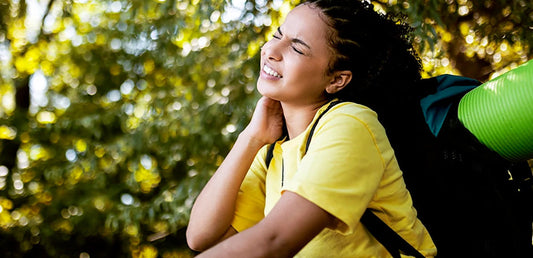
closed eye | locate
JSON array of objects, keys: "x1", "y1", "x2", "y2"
[
  {"x1": 292, "y1": 46, "x2": 304, "y2": 55},
  {"x1": 273, "y1": 27, "x2": 309, "y2": 55},
  {"x1": 272, "y1": 27, "x2": 283, "y2": 39}
]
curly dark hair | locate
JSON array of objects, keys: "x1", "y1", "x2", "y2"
[
  {"x1": 304, "y1": 0, "x2": 421, "y2": 100},
  {"x1": 303, "y1": 0, "x2": 423, "y2": 144}
]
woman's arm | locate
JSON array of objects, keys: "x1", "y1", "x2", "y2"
[
  {"x1": 197, "y1": 191, "x2": 334, "y2": 258},
  {"x1": 186, "y1": 97, "x2": 284, "y2": 251}
]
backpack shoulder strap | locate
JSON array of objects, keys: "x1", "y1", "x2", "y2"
[
  {"x1": 264, "y1": 100, "x2": 423, "y2": 257},
  {"x1": 304, "y1": 100, "x2": 424, "y2": 257},
  {"x1": 304, "y1": 100, "x2": 342, "y2": 154},
  {"x1": 265, "y1": 142, "x2": 276, "y2": 169},
  {"x1": 361, "y1": 210, "x2": 425, "y2": 258}
]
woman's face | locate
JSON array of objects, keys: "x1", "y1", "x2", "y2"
[{"x1": 257, "y1": 4, "x2": 333, "y2": 106}]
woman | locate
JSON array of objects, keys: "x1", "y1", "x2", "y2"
[{"x1": 186, "y1": 0, "x2": 437, "y2": 257}]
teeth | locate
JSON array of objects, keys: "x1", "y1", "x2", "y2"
[{"x1": 263, "y1": 65, "x2": 282, "y2": 78}]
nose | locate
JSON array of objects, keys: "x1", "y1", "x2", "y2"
[{"x1": 262, "y1": 40, "x2": 282, "y2": 61}]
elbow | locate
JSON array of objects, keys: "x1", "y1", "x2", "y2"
[
  {"x1": 187, "y1": 222, "x2": 237, "y2": 252},
  {"x1": 186, "y1": 227, "x2": 210, "y2": 252}
]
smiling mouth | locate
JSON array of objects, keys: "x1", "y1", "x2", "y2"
[{"x1": 263, "y1": 65, "x2": 282, "y2": 78}]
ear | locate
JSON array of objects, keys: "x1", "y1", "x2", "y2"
[{"x1": 325, "y1": 70, "x2": 352, "y2": 94}]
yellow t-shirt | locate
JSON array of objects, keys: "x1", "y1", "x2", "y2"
[{"x1": 231, "y1": 101, "x2": 437, "y2": 257}]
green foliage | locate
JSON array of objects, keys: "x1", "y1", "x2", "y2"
[
  {"x1": 0, "y1": 0, "x2": 283, "y2": 256},
  {"x1": 0, "y1": 0, "x2": 530, "y2": 256},
  {"x1": 373, "y1": 0, "x2": 532, "y2": 79}
]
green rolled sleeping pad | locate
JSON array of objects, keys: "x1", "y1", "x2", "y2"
[{"x1": 458, "y1": 59, "x2": 533, "y2": 161}]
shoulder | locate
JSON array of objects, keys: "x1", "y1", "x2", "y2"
[
  {"x1": 310, "y1": 101, "x2": 390, "y2": 151},
  {"x1": 306, "y1": 101, "x2": 381, "y2": 140},
  {"x1": 319, "y1": 101, "x2": 381, "y2": 129},
  {"x1": 331, "y1": 101, "x2": 376, "y2": 115}
]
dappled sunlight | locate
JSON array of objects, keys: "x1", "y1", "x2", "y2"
[
  {"x1": 0, "y1": 0, "x2": 282, "y2": 256},
  {"x1": 375, "y1": 0, "x2": 531, "y2": 81},
  {"x1": 0, "y1": 0, "x2": 531, "y2": 256}
]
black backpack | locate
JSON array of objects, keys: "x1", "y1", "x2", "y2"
[{"x1": 265, "y1": 75, "x2": 533, "y2": 258}]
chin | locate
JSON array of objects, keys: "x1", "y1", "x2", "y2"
[
  {"x1": 257, "y1": 79, "x2": 283, "y2": 101},
  {"x1": 256, "y1": 80, "x2": 270, "y2": 96}
]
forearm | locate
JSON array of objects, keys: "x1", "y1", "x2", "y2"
[
  {"x1": 196, "y1": 224, "x2": 291, "y2": 258},
  {"x1": 195, "y1": 191, "x2": 332, "y2": 258},
  {"x1": 187, "y1": 131, "x2": 265, "y2": 251}
]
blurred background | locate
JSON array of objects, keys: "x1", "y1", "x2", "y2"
[{"x1": 0, "y1": 0, "x2": 531, "y2": 257}]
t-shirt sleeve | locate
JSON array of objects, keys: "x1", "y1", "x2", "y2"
[
  {"x1": 230, "y1": 145, "x2": 268, "y2": 232},
  {"x1": 284, "y1": 108, "x2": 386, "y2": 235}
]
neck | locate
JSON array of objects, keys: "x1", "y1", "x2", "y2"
[{"x1": 281, "y1": 99, "x2": 330, "y2": 140}]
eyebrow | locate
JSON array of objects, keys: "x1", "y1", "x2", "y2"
[{"x1": 277, "y1": 27, "x2": 311, "y2": 50}]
